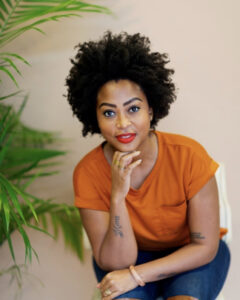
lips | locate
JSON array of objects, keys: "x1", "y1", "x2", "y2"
[{"x1": 116, "y1": 133, "x2": 136, "y2": 144}]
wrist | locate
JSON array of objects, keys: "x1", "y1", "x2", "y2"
[
  {"x1": 129, "y1": 265, "x2": 145, "y2": 287},
  {"x1": 111, "y1": 192, "x2": 126, "y2": 204}
]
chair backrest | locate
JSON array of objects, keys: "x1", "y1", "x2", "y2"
[{"x1": 215, "y1": 163, "x2": 232, "y2": 244}]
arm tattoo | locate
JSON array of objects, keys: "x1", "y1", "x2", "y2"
[
  {"x1": 158, "y1": 272, "x2": 177, "y2": 279},
  {"x1": 112, "y1": 216, "x2": 123, "y2": 238},
  {"x1": 190, "y1": 232, "x2": 206, "y2": 240}
]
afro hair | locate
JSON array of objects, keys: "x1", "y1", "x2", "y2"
[{"x1": 66, "y1": 31, "x2": 176, "y2": 136}]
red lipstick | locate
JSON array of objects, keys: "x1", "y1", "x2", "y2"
[{"x1": 116, "y1": 133, "x2": 136, "y2": 144}]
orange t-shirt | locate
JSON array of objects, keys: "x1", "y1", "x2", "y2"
[{"x1": 73, "y1": 131, "x2": 222, "y2": 251}]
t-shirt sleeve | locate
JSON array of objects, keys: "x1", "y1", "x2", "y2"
[
  {"x1": 73, "y1": 164, "x2": 109, "y2": 211},
  {"x1": 186, "y1": 144, "x2": 219, "y2": 200}
]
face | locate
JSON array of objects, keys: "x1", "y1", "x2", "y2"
[{"x1": 96, "y1": 79, "x2": 153, "y2": 153}]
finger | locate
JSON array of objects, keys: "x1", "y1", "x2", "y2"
[
  {"x1": 97, "y1": 279, "x2": 106, "y2": 293},
  {"x1": 101, "y1": 288, "x2": 118, "y2": 300},
  {"x1": 99, "y1": 282, "x2": 108, "y2": 294},
  {"x1": 120, "y1": 150, "x2": 140, "y2": 161},
  {"x1": 103, "y1": 290, "x2": 120, "y2": 300},
  {"x1": 99, "y1": 277, "x2": 112, "y2": 294},
  {"x1": 112, "y1": 151, "x2": 124, "y2": 163},
  {"x1": 113, "y1": 150, "x2": 140, "y2": 163},
  {"x1": 125, "y1": 159, "x2": 142, "y2": 173},
  {"x1": 101, "y1": 287, "x2": 113, "y2": 298},
  {"x1": 118, "y1": 151, "x2": 141, "y2": 167},
  {"x1": 112, "y1": 151, "x2": 120, "y2": 165}
]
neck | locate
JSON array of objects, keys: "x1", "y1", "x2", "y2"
[{"x1": 138, "y1": 130, "x2": 158, "y2": 163}]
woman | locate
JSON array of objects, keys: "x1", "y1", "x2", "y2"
[{"x1": 66, "y1": 32, "x2": 230, "y2": 300}]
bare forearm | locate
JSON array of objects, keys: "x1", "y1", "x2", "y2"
[
  {"x1": 135, "y1": 241, "x2": 219, "y2": 283},
  {"x1": 98, "y1": 198, "x2": 137, "y2": 270}
]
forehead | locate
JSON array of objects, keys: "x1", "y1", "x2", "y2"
[{"x1": 97, "y1": 79, "x2": 147, "y2": 104}]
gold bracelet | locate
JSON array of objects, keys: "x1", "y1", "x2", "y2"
[{"x1": 129, "y1": 265, "x2": 145, "y2": 286}]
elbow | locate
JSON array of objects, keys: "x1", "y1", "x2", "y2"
[
  {"x1": 96, "y1": 255, "x2": 137, "y2": 272},
  {"x1": 95, "y1": 244, "x2": 138, "y2": 271},
  {"x1": 207, "y1": 241, "x2": 220, "y2": 263},
  {"x1": 201, "y1": 240, "x2": 220, "y2": 264}
]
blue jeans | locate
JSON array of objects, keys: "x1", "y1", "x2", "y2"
[{"x1": 93, "y1": 240, "x2": 230, "y2": 300}]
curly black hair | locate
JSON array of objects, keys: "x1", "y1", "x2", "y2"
[{"x1": 66, "y1": 31, "x2": 176, "y2": 136}]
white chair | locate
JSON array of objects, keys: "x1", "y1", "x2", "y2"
[
  {"x1": 90, "y1": 163, "x2": 232, "y2": 300},
  {"x1": 215, "y1": 163, "x2": 232, "y2": 244},
  {"x1": 214, "y1": 163, "x2": 232, "y2": 300}
]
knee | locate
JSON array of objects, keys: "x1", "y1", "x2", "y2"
[{"x1": 167, "y1": 297, "x2": 198, "y2": 300}]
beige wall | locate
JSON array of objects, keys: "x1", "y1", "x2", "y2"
[{"x1": 1, "y1": 0, "x2": 239, "y2": 299}]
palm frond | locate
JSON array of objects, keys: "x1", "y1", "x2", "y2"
[
  {"x1": 0, "y1": 0, "x2": 105, "y2": 280},
  {"x1": 0, "y1": 96, "x2": 65, "y2": 173},
  {"x1": 2, "y1": 147, "x2": 65, "y2": 179},
  {"x1": 0, "y1": 177, "x2": 53, "y2": 262},
  {"x1": 0, "y1": 90, "x2": 21, "y2": 101},
  {"x1": 0, "y1": 191, "x2": 83, "y2": 262},
  {"x1": 0, "y1": 100, "x2": 63, "y2": 149},
  {"x1": 49, "y1": 205, "x2": 83, "y2": 260},
  {"x1": 23, "y1": 195, "x2": 83, "y2": 260},
  {"x1": 0, "y1": 64, "x2": 19, "y2": 87},
  {"x1": 0, "y1": 0, "x2": 110, "y2": 87},
  {"x1": 0, "y1": 52, "x2": 30, "y2": 87},
  {"x1": 0, "y1": 264, "x2": 28, "y2": 290},
  {"x1": 0, "y1": 97, "x2": 68, "y2": 263},
  {"x1": 0, "y1": 52, "x2": 30, "y2": 66},
  {"x1": 0, "y1": 56, "x2": 22, "y2": 75},
  {"x1": 0, "y1": 0, "x2": 111, "y2": 48},
  {"x1": 0, "y1": 94, "x2": 27, "y2": 146}
]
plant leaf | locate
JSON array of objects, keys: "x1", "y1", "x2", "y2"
[
  {"x1": 0, "y1": 0, "x2": 111, "y2": 48},
  {"x1": 0, "y1": 104, "x2": 11, "y2": 143},
  {"x1": 0, "y1": 90, "x2": 21, "y2": 101},
  {"x1": 0, "y1": 52, "x2": 30, "y2": 66},
  {"x1": 1, "y1": 186, "x2": 11, "y2": 232},
  {"x1": 0, "y1": 96, "x2": 27, "y2": 149},
  {"x1": 16, "y1": 189, "x2": 38, "y2": 222},
  {"x1": 0, "y1": 1, "x2": 8, "y2": 14},
  {"x1": 0, "y1": 56, "x2": 22, "y2": 76},
  {"x1": 1, "y1": 210, "x2": 16, "y2": 262},
  {"x1": 0, "y1": 65, "x2": 19, "y2": 87},
  {"x1": 27, "y1": 223, "x2": 53, "y2": 238},
  {"x1": 2, "y1": 148, "x2": 65, "y2": 172},
  {"x1": 7, "y1": 160, "x2": 40, "y2": 180},
  {"x1": 11, "y1": 209, "x2": 33, "y2": 263},
  {"x1": 0, "y1": 174, "x2": 26, "y2": 224}
]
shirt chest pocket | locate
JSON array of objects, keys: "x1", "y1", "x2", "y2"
[{"x1": 155, "y1": 200, "x2": 187, "y2": 235}]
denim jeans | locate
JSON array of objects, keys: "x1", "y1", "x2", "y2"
[{"x1": 93, "y1": 240, "x2": 230, "y2": 300}]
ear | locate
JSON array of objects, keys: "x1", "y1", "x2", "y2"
[{"x1": 149, "y1": 108, "x2": 153, "y2": 121}]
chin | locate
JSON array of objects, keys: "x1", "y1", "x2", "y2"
[{"x1": 115, "y1": 143, "x2": 139, "y2": 153}]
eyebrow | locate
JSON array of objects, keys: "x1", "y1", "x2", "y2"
[{"x1": 98, "y1": 97, "x2": 143, "y2": 109}]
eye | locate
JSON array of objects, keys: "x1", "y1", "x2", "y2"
[
  {"x1": 103, "y1": 110, "x2": 115, "y2": 118},
  {"x1": 129, "y1": 105, "x2": 140, "y2": 113}
]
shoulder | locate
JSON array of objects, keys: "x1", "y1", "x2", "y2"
[
  {"x1": 156, "y1": 131, "x2": 208, "y2": 156},
  {"x1": 73, "y1": 144, "x2": 104, "y2": 177}
]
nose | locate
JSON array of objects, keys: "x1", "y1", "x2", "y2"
[{"x1": 116, "y1": 113, "x2": 131, "y2": 129}]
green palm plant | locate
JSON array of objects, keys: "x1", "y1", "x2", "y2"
[
  {"x1": 0, "y1": 0, "x2": 110, "y2": 87},
  {"x1": 0, "y1": 0, "x2": 110, "y2": 286}
]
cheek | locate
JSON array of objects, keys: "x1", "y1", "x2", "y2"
[
  {"x1": 98, "y1": 119, "x2": 113, "y2": 136},
  {"x1": 137, "y1": 112, "x2": 152, "y2": 128},
  {"x1": 96, "y1": 113, "x2": 106, "y2": 132}
]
